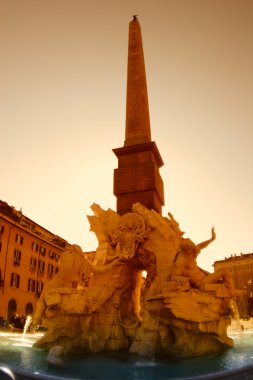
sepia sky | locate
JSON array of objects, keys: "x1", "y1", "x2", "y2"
[{"x1": 1, "y1": 0, "x2": 252, "y2": 271}]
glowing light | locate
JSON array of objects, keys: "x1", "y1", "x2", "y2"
[{"x1": 142, "y1": 270, "x2": 147, "y2": 278}]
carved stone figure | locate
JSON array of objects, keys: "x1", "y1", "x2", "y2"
[
  {"x1": 31, "y1": 245, "x2": 85, "y2": 329},
  {"x1": 172, "y1": 230, "x2": 245, "y2": 297},
  {"x1": 32, "y1": 203, "x2": 243, "y2": 358},
  {"x1": 32, "y1": 244, "x2": 121, "y2": 348}
]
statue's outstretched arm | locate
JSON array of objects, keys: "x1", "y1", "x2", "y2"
[{"x1": 197, "y1": 227, "x2": 216, "y2": 251}]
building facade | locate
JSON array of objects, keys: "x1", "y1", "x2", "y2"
[
  {"x1": 214, "y1": 253, "x2": 253, "y2": 317},
  {"x1": 0, "y1": 200, "x2": 69, "y2": 321}
]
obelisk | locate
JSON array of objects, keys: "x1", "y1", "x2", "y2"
[{"x1": 113, "y1": 16, "x2": 164, "y2": 215}]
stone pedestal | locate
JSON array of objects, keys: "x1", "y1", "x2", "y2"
[{"x1": 113, "y1": 142, "x2": 164, "y2": 214}]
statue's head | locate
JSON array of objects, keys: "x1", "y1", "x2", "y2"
[{"x1": 180, "y1": 238, "x2": 201, "y2": 256}]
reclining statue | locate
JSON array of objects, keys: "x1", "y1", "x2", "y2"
[
  {"x1": 172, "y1": 227, "x2": 245, "y2": 297},
  {"x1": 32, "y1": 244, "x2": 119, "y2": 329}
]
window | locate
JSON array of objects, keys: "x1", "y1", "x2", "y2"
[
  {"x1": 0, "y1": 225, "x2": 4, "y2": 234},
  {"x1": 49, "y1": 250, "x2": 55, "y2": 259},
  {"x1": 40, "y1": 247, "x2": 46, "y2": 256},
  {"x1": 31, "y1": 242, "x2": 39, "y2": 252},
  {"x1": 28, "y1": 278, "x2": 36, "y2": 292},
  {"x1": 13, "y1": 250, "x2": 21, "y2": 265},
  {"x1": 10, "y1": 273, "x2": 20, "y2": 288},
  {"x1": 15, "y1": 234, "x2": 23, "y2": 245},
  {"x1": 48, "y1": 263, "x2": 54, "y2": 278},
  {"x1": 30, "y1": 257, "x2": 37, "y2": 272},
  {"x1": 0, "y1": 242, "x2": 2, "y2": 253},
  {"x1": 38, "y1": 260, "x2": 45, "y2": 275},
  {"x1": 55, "y1": 267, "x2": 59, "y2": 274},
  {"x1": 36, "y1": 281, "x2": 44, "y2": 295},
  {"x1": 55, "y1": 253, "x2": 60, "y2": 261},
  {"x1": 25, "y1": 303, "x2": 33, "y2": 315}
]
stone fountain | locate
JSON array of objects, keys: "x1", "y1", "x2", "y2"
[{"x1": 31, "y1": 202, "x2": 242, "y2": 366}]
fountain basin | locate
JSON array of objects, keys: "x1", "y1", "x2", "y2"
[{"x1": 1, "y1": 331, "x2": 253, "y2": 380}]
